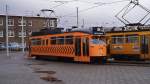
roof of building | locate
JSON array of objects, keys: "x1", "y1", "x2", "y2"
[{"x1": 0, "y1": 14, "x2": 57, "y2": 19}]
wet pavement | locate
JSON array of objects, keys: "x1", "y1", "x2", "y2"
[
  {"x1": 0, "y1": 51, "x2": 150, "y2": 84},
  {"x1": 0, "y1": 52, "x2": 60, "y2": 84}
]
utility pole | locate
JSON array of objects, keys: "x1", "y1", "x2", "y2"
[
  {"x1": 81, "y1": 19, "x2": 85, "y2": 28},
  {"x1": 76, "y1": 7, "x2": 79, "y2": 28},
  {"x1": 5, "y1": 5, "x2": 9, "y2": 56},
  {"x1": 21, "y1": 16, "x2": 24, "y2": 53}
]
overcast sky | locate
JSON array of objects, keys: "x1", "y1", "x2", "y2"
[{"x1": 0, "y1": 0, "x2": 150, "y2": 28}]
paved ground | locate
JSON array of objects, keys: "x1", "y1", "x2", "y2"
[
  {"x1": 0, "y1": 51, "x2": 150, "y2": 84},
  {"x1": 0, "y1": 51, "x2": 52, "y2": 84}
]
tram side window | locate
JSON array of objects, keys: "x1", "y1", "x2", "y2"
[
  {"x1": 42, "y1": 40, "x2": 45, "y2": 45},
  {"x1": 31, "y1": 39, "x2": 41, "y2": 46},
  {"x1": 46, "y1": 39, "x2": 49, "y2": 45},
  {"x1": 65, "y1": 36, "x2": 73, "y2": 44},
  {"x1": 57, "y1": 36, "x2": 64, "y2": 44},
  {"x1": 51, "y1": 37, "x2": 56, "y2": 44},
  {"x1": 126, "y1": 35, "x2": 139, "y2": 43},
  {"x1": 112, "y1": 36, "x2": 124, "y2": 44}
]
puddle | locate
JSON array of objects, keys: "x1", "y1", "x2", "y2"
[
  {"x1": 35, "y1": 70, "x2": 56, "y2": 74},
  {"x1": 27, "y1": 62, "x2": 48, "y2": 65},
  {"x1": 35, "y1": 70, "x2": 63, "y2": 83},
  {"x1": 26, "y1": 61, "x2": 63, "y2": 83},
  {"x1": 40, "y1": 74, "x2": 62, "y2": 82}
]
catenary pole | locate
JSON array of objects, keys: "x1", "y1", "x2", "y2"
[
  {"x1": 5, "y1": 5, "x2": 9, "y2": 56},
  {"x1": 21, "y1": 16, "x2": 24, "y2": 52},
  {"x1": 77, "y1": 7, "x2": 79, "y2": 28}
]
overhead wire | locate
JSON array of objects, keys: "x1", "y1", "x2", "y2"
[
  {"x1": 80, "y1": 0, "x2": 129, "y2": 13},
  {"x1": 115, "y1": 0, "x2": 150, "y2": 25},
  {"x1": 37, "y1": 0, "x2": 76, "y2": 18},
  {"x1": 60, "y1": 0, "x2": 130, "y2": 18},
  {"x1": 48, "y1": 0, "x2": 96, "y2": 18},
  {"x1": 49, "y1": 0, "x2": 76, "y2": 10}
]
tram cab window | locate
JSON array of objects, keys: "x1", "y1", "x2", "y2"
[
  {"x1": 50, "y1": 37, "x2": 56, "y2": 44},
  {"x1": 31, "y1": 38, "x2": 41, "y2": 46},
  {"x1": 112, "y1": 36, "x2": 124, "y2": 44},
  {"x1": 65, "y1": 36, "x2": 73, "y2": 44},
  {"x1": 57, "y1": 36, "x2": 64, "y2": 44},
  {"x1": 91, "y1": 36, "x2": 106, "y2": 44},
  {"x1": 126, "y1": 35, "x2": 139, "y2": 43}
]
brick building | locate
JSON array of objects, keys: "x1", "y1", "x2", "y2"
[{"x1": 0, "y1": 15, "x2": 57, "y2": 46}]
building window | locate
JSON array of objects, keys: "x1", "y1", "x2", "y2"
[
  {"x1": 8, "y1": 30, "x2": 15, "y2": 37},
  {"x1": 43, "y1": 19, "x2": 56, "y2": 27},
  {"x1": 49, "y1": 20, "x2": 55, "y2": 27},
  {"x1": 28, "y1": 20, "x2": 32, "y2": 26},
  {"x1": 43, "y1": 21, "x2": 46, "y2": 27},
  {"x1": 8, "y1": 19, "x2": 14, "y2": 26},
  {"x1": 43, "y1": 20, "x2": 48, "y2": 27},
  {"x1": 18, "y1": 31, "x2": 26, "y2": 37},
  {"x1": 0, "y1": 18, "x2": 3, "y2": 26},
  {"x1": 18, "y1": 19, "x2": 26, "y2": 26},
  {"x1": 28, "y1": 30, "x2": 32, "y2": 36},
  {"x1": 0, "y1": 31, "x2": 3, "y2": 37}
]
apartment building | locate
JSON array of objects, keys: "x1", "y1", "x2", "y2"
[{"x1": 0, "y1": 15, "x2": 57, "y2": 46}]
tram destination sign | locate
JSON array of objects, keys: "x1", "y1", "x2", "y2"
[{"x1": 92, "y1": 27, "x2": 105, "y2": 35}]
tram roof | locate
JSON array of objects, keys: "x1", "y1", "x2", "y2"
[
  {"x1": 106, "y1": 29, "x2": 150, "y2": 33},
  {"x1": 31, "y1": 31, "x2": 93, "y2": 36}
]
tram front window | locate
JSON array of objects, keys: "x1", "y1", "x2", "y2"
[{"x1": 91, "y1": 39, "x2": 106, "y2": 44}]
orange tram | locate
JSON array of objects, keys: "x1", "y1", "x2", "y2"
[
  {"x1": 29, "y1": 28, "x2": 107, "y2": 64},
  {"x1": 106, "y1": 29, "x2": 150, "y2": 61}
]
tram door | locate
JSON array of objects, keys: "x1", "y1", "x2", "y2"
[
  {"x1": 141, "y1": 35, "x2": 149, "y2": 59},
  {"x1": 75, "y1": 37, "x2": 81, "y2": 56},
  {"x1": 145, "y1": 35, "x2": 150, "y2": 59},
  {"x1": 74, "y1": 37, "x2": 89, "y2": 62},
  {"x1": 149, "y1": 35, "x2": 150, "y2": 59},
  {"x1": 74, "y1": 37, "x2": 81, "y2": 62},
  {"x1": 82, "y1": 37, "x2": 89, "y2": 56}
]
